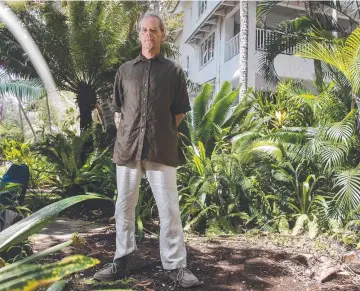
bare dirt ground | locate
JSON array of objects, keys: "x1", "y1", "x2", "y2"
[{"x1": 31, "y1": 218, "x2": 360, "y2": 291}]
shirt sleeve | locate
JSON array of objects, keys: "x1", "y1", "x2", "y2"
[
  {"x1": 171, "y1": 68, "x2": 191, "y2": 115},
  {"x1": 111, "y1": 69, "x2": 123, "y2": 113}
]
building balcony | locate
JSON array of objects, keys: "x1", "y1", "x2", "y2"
[
  {"x1": 222, "y1": 28, "x2": 314, "y2": 82},
  {"x1": 225, "y1": 28, "x2": 304, "y2": 62}
]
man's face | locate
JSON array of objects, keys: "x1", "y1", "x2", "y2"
[{"x1": 139, "y1": 16, "x2": 164, "y2": 51}]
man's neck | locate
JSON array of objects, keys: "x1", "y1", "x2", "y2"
[{"x1": 142, "y1": 49, "x2": 160, "y2": 60}]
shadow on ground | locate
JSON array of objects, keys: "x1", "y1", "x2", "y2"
[{"x1": 31, "y1": 227, "x2": 360, "y2": 291}]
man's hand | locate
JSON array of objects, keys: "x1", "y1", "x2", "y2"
[
  {"x1": 114, "y1": 112, "x2": 121, "y2": 129},
  {"x1": 175, "y1": 113, "x2": 185, "y2": 127}
]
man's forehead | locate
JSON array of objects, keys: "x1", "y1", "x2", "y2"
[{"x1": 140, "y1": 16, "x2": 161, "y2": 29}]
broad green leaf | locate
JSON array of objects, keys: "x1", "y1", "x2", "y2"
[
  {"x1": 0, "y1": 241, "x2": 72, "y2": 274},
  {"x1": 0, "y1": 194, "x2": 111, "y2": 252},
  {"x1": 0, "y1": 255, "x2": 99, "y2": 291},
  {"x1": 46, "y1": 280, "x2": 66, "y2": 291}
]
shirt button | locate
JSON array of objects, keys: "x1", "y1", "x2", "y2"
[
  {"x1": 141, "y1": 129, "x2": 144, "y2": 132},
  {"x1": 143, "y1": 98, "x2": 146, "y2": 101},
  {"x1": 142, "y1": 113, "x2": 145, "y2": 116},
  {"x1": 145, "y1": 84, "x2": 147, "y2": 87}
]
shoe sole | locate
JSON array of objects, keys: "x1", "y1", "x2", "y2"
[
  {"x1": 93, "y1": 270, "x2": 130, "y2": 282},
  {"x1": 179, "y1": 281, "x2": 203, "y2": 288}
]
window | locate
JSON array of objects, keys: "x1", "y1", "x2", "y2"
[
  {"x1": 234, "y1": 22, "x2": 240, "y2": 36},
  {"x1": 200, "y1": 32, "x2": 215, "y2": 67},
  {"x1": 198, "y1": 0, "x2": 207, "y2": 17}
]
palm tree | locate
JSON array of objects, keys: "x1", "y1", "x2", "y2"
[
  {"x1": 297, "y1": 26, "x2": 360, "y2": 111},
  {"x1": 239, "y1": 0, "x2": 248, "y2": 100},
  {"x1": 0, "y1": 1, "x2": 177, "y2": 131},
  {"x1": 0, "y1": 72, "x2": 43, "y2": 140}
]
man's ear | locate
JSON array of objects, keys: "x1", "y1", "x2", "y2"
[{"x1": 161, "y1": 32, "x2": 166, "y2": 43}]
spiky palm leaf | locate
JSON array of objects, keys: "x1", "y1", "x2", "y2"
[
  {"x1": 298, "y1": 27, "x2": 360, "y2": 110},
  {"x1": 192, "y1": 83, "x2": 213, "y2": 135},
  {"x1": 333, "y1": 168, "x2": 360, "y2": 218},
  {"x1": 197, "y1": 89, "x2": 238, "y2": 141}
]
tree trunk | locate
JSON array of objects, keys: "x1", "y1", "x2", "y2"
[
  {"x1": 18, "y1": 101, "x2": 24, "y2": 138},
  {"x1": 77, "y1": 83, "x2": 97, "y2": 131},
  {"x1": 16, "y1": 96, "x2": 37, "y2": 141},
  {"x1": 239, "y1": 0, "x2": 248, "y2": 101},
  {"x1": 314, "y1": 59, "x2": 324, "y2": 90},
  {"x1": 45, "y1": 93, "x2": 52, "y2": 134},
  {"x1": 99, "y1": 97, "x2": 113, "y2": 129}
]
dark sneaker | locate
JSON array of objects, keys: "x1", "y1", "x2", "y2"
[
  {"x1": 93, "y1": 258, "x2": 129, "y2": 281},
  {"x1": 169, "y1": 267, "x2": 201, "y2": 288}
]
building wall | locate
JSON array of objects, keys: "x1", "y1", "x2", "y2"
[{"x1": 174, "y1": 0, "x2": 316, "y2": 96}]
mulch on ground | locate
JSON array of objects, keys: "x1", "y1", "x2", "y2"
[{"x1": 31, "y1": 218, "x2": 360, "y2": 291}]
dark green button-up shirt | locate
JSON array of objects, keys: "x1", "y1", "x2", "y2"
[{"x1": 111, "y1": 54, "x2": 191, "y2": 167}]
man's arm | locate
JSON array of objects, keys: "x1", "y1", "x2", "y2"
[{"x1": 171, "y1": 68, "x2": 191, "y2": 128}]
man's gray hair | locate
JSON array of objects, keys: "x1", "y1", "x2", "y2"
[{"x1": 139, "y1": 12, "x2": 167, "y2": 38}]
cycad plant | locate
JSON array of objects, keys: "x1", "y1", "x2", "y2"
[
  {"x1": 33, "y1": 130, "x2": 115, "y2": 198},
  {"x1": 184, "y1": 81, "x2": 254, "y2": 155}
]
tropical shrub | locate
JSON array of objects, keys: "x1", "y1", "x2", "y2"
[{"x1": 33, "y1": 130, "x2": 116, "y2": 198}]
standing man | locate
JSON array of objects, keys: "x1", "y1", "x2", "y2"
[{"x1": 93, "y1": 13, "x2": 200, "y2": 288}]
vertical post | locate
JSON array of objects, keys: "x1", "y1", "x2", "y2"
[
  {"x1": 215, "y1": 16, "x2": 222, "y2": 93},
  {"x1": 332, "y1": 0, "x2": 338, "y2": 38},
  {"x1": 239, "y1": 0, "x2": 248, "y2": 101}
]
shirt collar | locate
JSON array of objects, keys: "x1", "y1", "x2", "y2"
[{"x1": 134, "y1": 53, "x2": 165, "y2": 64}]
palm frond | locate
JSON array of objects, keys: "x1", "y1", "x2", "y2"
[
  {"x1": 192, "y1": 83, "x2": 213, "y2": 135},
  {"x1": 213, "y1": 81, "x2": 232, "y2": 104},
  {"x1": 333, "y1": 169, "x2": 360, "y2": 216}
]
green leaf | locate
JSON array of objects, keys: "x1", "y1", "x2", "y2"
[
  {"x1": 193, "y1": 83, "x2": 213, "y2": 135},
  {"x1": 0, "y1": 194, "x2": 111, "y2": 252},
  {"x1": 137, "y1": 216, "x2": 143, "y2": 241},
  {"x1": 46, "y1": 280, "x2": 66, "y2": 291},
  {"x1": 0, "y1": 255, "x2": 99, "y2": 291},
  {"x1": 213, "y1": 81, "x2": 231, "y2": 104},
  {"x1": 308, "y1": 218, "x2": 319, "y2": 239},
  {"x1": 0, "y1": 241, "x2": 72, "y2": 274},
  {"x1": 278, "y1": 216, "x2": 289, "y2": 235},
  {"x1": 292, "y1": 214, "x2": 308, "y2": 236}
]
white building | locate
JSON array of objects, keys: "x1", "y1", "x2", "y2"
[{"x1": 172, "y1": 0, "x2": 357, "y2": 100}]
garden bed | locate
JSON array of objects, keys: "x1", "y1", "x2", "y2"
[{"x1": 31, "y1": 218, "x2": 360, "y2": 291}]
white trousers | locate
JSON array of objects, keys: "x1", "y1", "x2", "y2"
[{"x1": 113, "y1": 161, "x2": 187, "y2": 270}]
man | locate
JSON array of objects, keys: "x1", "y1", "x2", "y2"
[{"x1": 93, "y1": 13, "x2": 200, "y2": 288}]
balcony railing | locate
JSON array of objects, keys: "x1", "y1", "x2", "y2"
[
  {"x1": 224, "y1": 33, "x2": 240, "y2": 62},
  {"x1": 225, "y1": 28, "x2": 303, "y2": 62}
]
